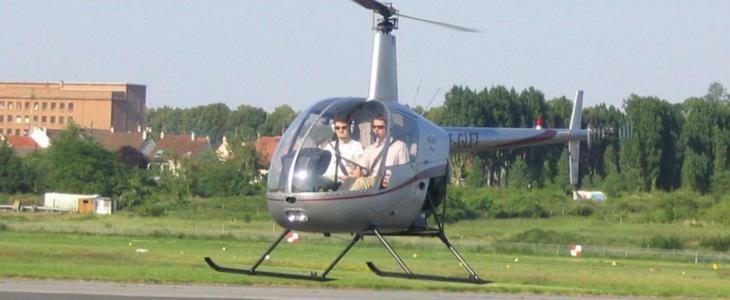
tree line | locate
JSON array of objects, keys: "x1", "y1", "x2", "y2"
[
  {"x1": 425, "y1": 82, "x2": 730, "y2": 197},
  {"x1": 1, "y1": 82, "x2": 729, "y2": 213}
]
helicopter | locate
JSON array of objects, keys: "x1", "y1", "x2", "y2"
[{"x1": 205, "y1": 0, "x2": 588, "y2": 284}]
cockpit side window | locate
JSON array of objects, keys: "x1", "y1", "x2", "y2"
[{"x1": 391, "y1": 111, "x2": 419, "y2": 162}]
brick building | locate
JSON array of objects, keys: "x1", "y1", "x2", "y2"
[{"x1": 0, "y1": 82, "x2": 145, "y2": 136}]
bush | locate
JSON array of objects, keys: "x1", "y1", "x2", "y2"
[
  {"x1": 647, "y1": 234, "x2": 685, "y2": 250},
  {"x1": 443, "y1": 187, "x2": 490, "y2": 222},
  {"x1": 704, "y1": 199, "x2": 730, "y2": 225},
  {"x1": 700, "y1": 235, "x2": 730, "y2": 252},
  {"x1": 569, "y1": 202, "x2": 595, "y2": 216},
  {"x1": 137, "y1": 202, "x2": 165, "y2": 217},
  {"x1": 0, "y1": 223, "x2": 7, "y2": 231},
  {"x1": 502, "y1": 228, "x2": 585, "y2": 244},
  {"x1": 654, "y1": 192, "x2": 699, "y2": 223},
  {"x1": 492, "y1": 194, "x2": 549, "y2": 218}
]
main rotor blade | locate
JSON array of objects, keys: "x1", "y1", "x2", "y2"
[
  {"x1": 351, "y1": 0, "x2": 393, "y2": 19},
  {"x1": 397, "y1": 13, "x2": 480, "y2": 33}
]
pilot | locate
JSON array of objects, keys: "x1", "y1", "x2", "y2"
[
  {"x1": 322, "y1": 116, "x2": 363, "y2": 182},
  {"x1": 350, "y1": 114, "x2": 409, "y2": 190}
]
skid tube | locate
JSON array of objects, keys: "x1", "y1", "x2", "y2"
[
  {"x1": 363, "y1": 227, "x2": 490, "y2": 285},
  {"x1": 204, "y1": 229, "x2": 362, "y2": 282}
]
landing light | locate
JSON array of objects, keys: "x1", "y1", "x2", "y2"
[{"x1": 285, "y1": 211, "x2": 309, "y2": 223}]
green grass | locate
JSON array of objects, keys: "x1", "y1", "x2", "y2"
[{"x1": 0, "y1": 213, "x2": 728, "y2": 298}]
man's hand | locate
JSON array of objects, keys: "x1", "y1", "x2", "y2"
[{"x1": 380, "y1": 170, "x2": 391, "y2": 188}]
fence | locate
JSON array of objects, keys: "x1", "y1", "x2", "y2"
[{"x1": 491, "y1": 242, "x2": 730, "y2": 264}]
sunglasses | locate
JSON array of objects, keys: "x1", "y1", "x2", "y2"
[
  {"x1": 372, "y1": 125, "x2": 386, "y2": 129},
  {"x1": 334, "y1": 126, "x2": 348, "y2": 130}
]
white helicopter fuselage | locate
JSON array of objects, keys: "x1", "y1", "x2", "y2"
[
  {"x1": 265, "y1": 11, "x2": 587, "y2": 235},
  {"x1": 266, "y1": 99, "x2": 450, "y2": 233}
]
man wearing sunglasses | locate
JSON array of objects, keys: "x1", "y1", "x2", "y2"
[
  {"x1": 351, "y1": 114, "x2": 409, "y2": 190},
  {"x1": 322, "y1": 116, "x2": 363, "y2": 182}
]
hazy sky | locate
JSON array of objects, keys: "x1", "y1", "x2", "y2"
[{"x1": 2, "y1": 0, "x2": 728, "y2": 112}]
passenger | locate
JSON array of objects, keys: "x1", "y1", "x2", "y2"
[
  {"x1": 350, "y1": 114, "x2": 409, "y2": 190},
  {"x1": 322, "y1": 116, "x2": 363, "y2": 183}
]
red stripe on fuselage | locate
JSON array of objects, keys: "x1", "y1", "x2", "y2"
[{"x1": 494, "y1": 129, "x2": 557, "y2": 148}]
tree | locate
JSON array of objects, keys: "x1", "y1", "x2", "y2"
[
  {"x1": 706, "y1": 82, "x2": 729, "y2": 102},
  {"x1": 0, "y1": 141, "x2": 26, "y2": 193},
  {"x1": 261, "y1": 105, "x2": 297, "y2": 136},
  {"x1": 620, "y1": 95, "x2": 682, "y2": 191},
  {"x1": 465, "y1": 156, "x2": 485, "y2": 188},
  {"x1": 181, "y1": 103, "x2": 231, "y2": 145},
  {"x1": 509, "y1": 156, "x2": 531, "y2": 190},
  {"x1": 116, "y1": 146, "x2": 149, "y2": 169},
  {"x1": 225, "y1": 104, "x2": 267, "y2": 141},
  {"x1": 44, "y1": 125, "x2": 127, "y2": 196},
  {"x1": 680, "y1": 97, "x2": 723, "y2": 193},
  {"x1": 185, "y1": 150, "x2": 253, "y2": 197}
]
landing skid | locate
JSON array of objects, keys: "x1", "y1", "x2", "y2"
[
  {"x1": 205, "y1": 189, "x2": 489, "y2": 284},
  {"x1": 204, "y1": 229, "x2": 361, "y2": 282},
  {"x1": 364, "y1": 227, "x2": 490, "y2": 285},
  {"x1": 366, "y1": 262, "x2": 489, "y2": 284},
  {"x1": 204, "y1": 257, "x2": 332, "y2": 281}
]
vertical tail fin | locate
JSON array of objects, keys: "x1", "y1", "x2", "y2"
[{"x1": 568, "y1": 90, "x2": 583, "y2": 190}]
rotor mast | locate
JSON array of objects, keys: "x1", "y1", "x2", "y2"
[{"x1": 367, "y1": 6, "x2": 399, "y2": 102}]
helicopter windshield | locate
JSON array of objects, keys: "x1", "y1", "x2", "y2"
[{"x1": 267, "y1": 97, "x2": 380, "y2": 193}]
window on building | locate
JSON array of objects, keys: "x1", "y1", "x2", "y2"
[
  {"x1": 68, "y1": 116, "x2": 74, "y2": 123},
  {"x1": 15, "y1": 116, "x2": 21, "y2": 123},
  {"x1": 0, "y1": 101, "x2": 4, "y2": 109},
  {"x1": 16, "y1": 102, "x2": 21, "y2": 109},
  {"x1": 50, "y1": 116, "x2": 56, "y2": 124},
  {"x1": 5, "y1": 129, "x2": 11, "y2": 135},
  {"x1": 24, "y1": 102, "x2": 30, "y2": 110},
  {"x1": 7, "y1": 115, "x2": 12, "y2": 123},
  {"x1": 59, "y1": 116, "x2": 65, "y2": 124},
  {"x1": 51, "y1": 102, "x2": 56, "y2": 111},
  {"x1": 33, "y1": 102, "x2": 39, "y2": 110},
  {"x1": 24, "y1": 116, "x2": 29, "y2": 124},
  {"x1": 14, "y1": 129, "x2": 20, "y2": 136},
  {"x1": 22, "y1": 129, "x2": 28, "y2": 136},
  {"x1": 33, "y1": 116, "x2": 38, "y2": 122},
  {"x1": 8, "y1": 102, "x2": 13, "y2": 109},
  {"x1": 41, "y1": 116, "x2": 47, "y2": 123},
  {"x1": 68, "y1": 103, "x2": 74, "y2": 111},
  {"x1": 0, "y1": 115, "x2": 3, "y2": 122},
  {"x1": 60, "y1": 103, "x2": 65, "y2": 110},
  {"x1": 42, "y1": 102, "x2": 47, "y2": 110}
]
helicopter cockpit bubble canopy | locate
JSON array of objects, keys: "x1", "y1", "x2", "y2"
[{"x1": 267, "y1": 97, "x2": 423, "y2": 196}]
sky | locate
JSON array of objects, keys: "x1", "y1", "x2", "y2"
[{"x1": 2, "y1": 0, "x2": 729, "y2": 112}]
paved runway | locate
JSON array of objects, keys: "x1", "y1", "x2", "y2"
[{"x1": 0, "y1": 279, "x2": 640, "y2": 300}]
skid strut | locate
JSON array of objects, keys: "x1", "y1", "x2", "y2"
[
  {"x1": 205, "y1": 229, "x2": 362, "y2": 281},
  {"x1": 366, "y1": 228, "x2": 490, "y2": 284}
]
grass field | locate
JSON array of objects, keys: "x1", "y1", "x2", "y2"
[{"x1": 0, "y1": 212, "x2": 728, "y2": 298}]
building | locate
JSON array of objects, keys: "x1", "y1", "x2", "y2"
[
  {"x1": 255, "y1": 136, "x2": 281, "y2": 165},
  {"x1": 0, "y1": 135, "x2": 40, "y2": 157},
  {"x1": 152, "y1": 132, "x2": 212, "y2": 175},
  {"x1": 0, "y1": 82, "x2": 146, "y2": 136},
  {"x1": 43, "y1": 192, "x2": 115, "y2": 215},
  {"x1": 98, "y1": 130, "x2": 156, "y2": 157},
  {"x1": 154, "y1": 132, "x2": 211, "y2": 158}
]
